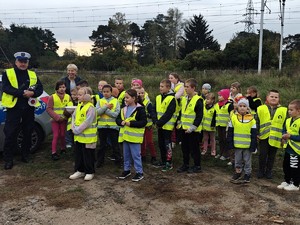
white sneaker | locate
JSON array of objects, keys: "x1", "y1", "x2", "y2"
[
  {"x1": 171, "y1": 142, "x2": 176, "y2": 148},
  {"x1": 69, "y1": 171, "x2": 85, "y2": 180},
  {"x1": 66, "y1": 144, "x2": 72, "y2": 148},
  {"x1": 252, "y1": 148, "x2": 258, "y2": 154},
  {"x1": 215, "y1": 154, "x2": 220, "y2": 159},
  {"x1": 84, "y1": 174, "x2": 94, "y2": 181},
  {"x1": 284, "y1": 184, "x2": 299, "y2": 191},
  {"x1": 277, "y1": 182, "x2": 290, "y2": 189},
  {"x1": 220, "y1": 156, "x2": 228, "y2": 161},
  {"x1": 227, "y1": 161, "x2": 232, "y2": 166}
]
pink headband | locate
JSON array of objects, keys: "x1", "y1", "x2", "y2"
[{"x1": 132, "y1": 79, "x2": 143, "y2": 87}]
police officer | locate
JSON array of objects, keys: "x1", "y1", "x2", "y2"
[{"x1": 2, "y1": 52, "x2": 43, "y2": 170}]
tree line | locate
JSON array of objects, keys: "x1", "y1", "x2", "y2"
[{"x1": 0, "y1": 8, "x2": 299, "y2": 72}]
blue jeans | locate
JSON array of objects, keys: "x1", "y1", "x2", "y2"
[{"x1": 123, "y1": 141, "x2": 143, "y2": 174}]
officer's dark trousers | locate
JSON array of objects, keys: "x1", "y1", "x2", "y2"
[{"x1": 3, "y1": 107, "x2": 35, "y2": 163}]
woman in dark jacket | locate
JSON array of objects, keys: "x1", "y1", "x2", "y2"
[{"x1": 61, "y1": 64, "x2": 81, "y2": 95}]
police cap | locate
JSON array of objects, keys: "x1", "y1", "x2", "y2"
[{"x1": 14, "y1": 52, "x2": 31, "y2": 62}]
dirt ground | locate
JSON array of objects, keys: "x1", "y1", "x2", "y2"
[{"x1": 0, "y1": 149, "x2": 299, "y2": 225}]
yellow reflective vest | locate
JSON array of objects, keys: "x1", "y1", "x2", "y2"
[
  {"x1": 2, "y1": 68, "x2": 40, "y2": 108},
  {"x1": 180, "y1": 95, "x2": 202, "y2": 132},
  {"x1": 257, "y1": 105, "x2": 287, "y2": 148},
  {"x1": 156, "y1": 95, "x2": 177, "y2": 131},
  {"x1": 53, "y1": 93, "x2": 71, "y2": 116},
  {"x1": 251, "y1": 97, "x2": 261, "y2": 115},
  {"x1": 118, "y1": 108, "x2": 145, "y2": 144},
  {"x1": 66, "y1": 101, "x2": 74, "y2": 131},
  {"x1": 118, "y1": 90, "x2": 126, "y2": 106},
  {"x1": 98, "y1": 98, "x2": 118, "y2": 127},
  {"x1": 215, "y1": 102, "x2": 231, "y2": 127},
  {"x1": 283, "y1": 118, "x2": 300, "y2": 155},
  {"x1": 74, "y1": 102, "x2": 97, "y2": 144},
  {"x1": 203, "y1": 103, "x2": 216, "y2": 132},
  {"x1": 143, "y1": 98, "x2": 153, "y2": 127},
  {"x1": 231, "y1": 114, "x2": 256, "y2": 149}
]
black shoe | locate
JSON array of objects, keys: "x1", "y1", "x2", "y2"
[
  {"x1": 117, "y1": 171, "x2": 131, "y2": 179},
  {"x1": 60, "y1": 149, "x2": 67, "y2": 155},
  {"x1": 152, "y1": 161, "x2": 165, "y2": 168},
  {"x1": 132, "y1": 173, "x2": 144, "y2": 182},
  {"x1": 4, "y1": 161, "x2": 13, "y2": 170},
  {"x1": 231, "y1": 172, "x2": 242, "y2": 183},
  {"x1": 257, "y1": 171, "x2": 264, "y2": 179},
  {"x1": 265, "y1": 171, "x2": 273, "y2": 179},
  {"x1": 177, "y1": 164, "x2": 189, "y2": 173},
  {"x1": 188, "y1": 166, "x2": 202, "y2": 173},
  {"x1": 51, "y1": 153, "x2": 60, "y2": 161},
  {"x1": 243, "y1": 174, "x2": 251, "y2": 183}
]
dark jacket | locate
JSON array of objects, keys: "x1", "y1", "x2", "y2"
[
  {"x1": 2, "y1": 67, "x2": 43, "y2": 109},
  {"x1": 247, "y1": 95, "x2": 262, "y2": 113},
  {"x1": 61, "y1": 76, "x2": 81, "y2": 95},
  {"x1": 153, "y1": 91, "x2": 176, "y2": 128},
  {"x1": 116, "y1": 104, "x2": 147, "y2": 128}
]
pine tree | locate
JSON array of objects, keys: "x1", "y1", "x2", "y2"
[{"x1": 179, "y1": 14, "x2": 220, "y2": 59}]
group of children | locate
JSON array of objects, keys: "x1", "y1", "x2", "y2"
[{"x1": 45, "y1": 73, "x2": 300, "y2": 191}]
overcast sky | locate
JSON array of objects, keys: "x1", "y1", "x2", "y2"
[{"x1": 1, "y1": 0, "x2": 299, "y2": 55}]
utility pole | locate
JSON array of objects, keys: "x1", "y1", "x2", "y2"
[
  {"x1": 279, "y1": 0, "x2": 286, "y2": 71},
  {"x1": 258, "y1": 0, "x2": 266, "y2": 74}
]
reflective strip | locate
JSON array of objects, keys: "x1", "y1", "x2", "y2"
[
  {"x1": 218, "y1": 113, "x2": 228, "y2": 117},
  {"x1": 218, "y1": 119, "x2": 228, "y2": 124},
  {"x1": 260, "y1": 122, "x2": 271, "y2": 129},
  {"x1": 290, "y1": 141, "x2": 300, "y2": 150},
  {"x1": 269, "y1": 136, "x2": 281, "y2": 142},
  {"x1": 260, "y1": 128, "x2": 270, "y2": 136},
  {"x1": 123, "y1": 130, "x2": 144, "y2": 138},
  {"x1": 181, "y1": 114, "x2": 195, "y2": 119},
  {"x1": 182, "y1": 122, "x2": 193, "y2": 126},
  {"x1": 234, "y1": 140, "x2": 251, "y2": 145},
  {"x1": 203, "y1": 117, "x2": 212, "y2": 122},
  {"x1": 53, "y1": 107, "x2": 65, "y2": 110},
  {"x1": 270, "y1": 127, "x2": 282, "y2": 133},
  {"x1": 77, "y1": 133, "x2": 97, "y2": 138},
  {"x1": 157, "y1": 112, "x2": 164, "y2": 116},
  {"x1": 235, "y1": 133, "x2": 250, "y2": 138},
  {"x1": 99, "y1": 118, "x2": 116, "y2": 122}
]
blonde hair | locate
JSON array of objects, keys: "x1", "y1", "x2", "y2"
[{"x1": 67, "y1": 64, "x2": 78, "y2": 71}]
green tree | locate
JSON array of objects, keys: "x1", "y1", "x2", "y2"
[
  {"x1": 181, "y1": 50, "x2": 221, "y2": 70},
  {"x1": 89, "y1": 25, "x2": 113, "y2": 53},
  {"x1": 62, "y1": 48, "x2": 79, "y2": 60},
  {"x1": 179, "y1": 14, "x2": 220, "y2": 59}
]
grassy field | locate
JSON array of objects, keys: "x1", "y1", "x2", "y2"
[{"x1": 37, "y1": 69, "x2": 300, "y2": 107}]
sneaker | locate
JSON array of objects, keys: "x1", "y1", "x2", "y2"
[
  {"x1": 117, "y1": 171, "x2": 131, "y2": 179},
  {"x1": 231, "y1": 172, "x2": 242, "y2": 183},
  {"x1": 284, "y1": 184, "x2": 299, "y2": 191},
  {"x1": 66, "y1": 144, "x2": 72, "y2": 149},
  {"x1": 171, "y1": 142, "x2": 176, "y2": 148},
  {"x1": 152, "y1": 161, "x2": 165, "y2": 168},
  {"x1": 161, "y1": 162, "x2": 173, "y2": 172},
  {"x1": 69, "y1": 171, "x2": 85, "y2": 180},
  {"x1": 107, "y1": 155, "x2": 116, "y2": 161},
  {"x1": 252, "y1": 148, "x2": 258, "y2": 154},
  {"x1": 177, "y1": 164, "x2": 189, "y2": 173},
  {"x1": 84, "y1": 174, "x2": 94, "y2": 181},
  {"x1": 51, "y1": 153, "x2": 60, "y2": 161},
  {"x1": 188, "y1": 166, "x2": 202, "y2": 173},
  {"x1": 201, "y1": 150, "x2": 207, "y2": 156},
  {"x1": 215, "y1": 154, "x2": 220, "y2": 159},
  {"x1": 227, "y1": 161, "x2": 233, "y2": 166},
  {"x1": 277, "y1": 182, "x2": 290, "y2": 189},
  {"x1": 243, "y1": 174, "x2": 251, "y2": 183},
  {"x1": 220, "y1": 156, "x2": 229, "y2": 161},
  {"x1": 132, "y1": 173, "x2": 144, "y2": 182}
]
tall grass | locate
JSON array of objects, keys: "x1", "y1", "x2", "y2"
[{"x1": 37, "y1": 69, "x2": 300, "y2": 106}]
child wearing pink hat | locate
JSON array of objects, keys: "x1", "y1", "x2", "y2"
[{"x1": 214, "y1": 89, "x2": 234, "y2": 160}]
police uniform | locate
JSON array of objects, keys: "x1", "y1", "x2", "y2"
[{"x1": 2, "y1": 52, "x2": 43, "y2": 169}]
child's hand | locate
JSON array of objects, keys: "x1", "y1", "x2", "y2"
[
  {"x1": 121, "y1": 121, "x2": 126, "y2": 126},
  {"x1": 106, "y1": 103, "x2": 113, "y2": 110},
  {"x1": 125, "y1": 121, "x2": 130, "y2": 126},
  {"x1": 282, "y1": 133, "x2": 290, "y2": 140}
]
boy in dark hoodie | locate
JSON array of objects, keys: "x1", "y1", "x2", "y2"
[{"x1": 154, "y1": 79, "x2": 177, "y2": 171}]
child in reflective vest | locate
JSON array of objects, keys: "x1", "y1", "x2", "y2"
[
  {"x1": 69, "y1": 87, "x2": 97, "y2": 181},
  {"x1": 227, "y1": 98, "x2": 257, "y2": 183},
  {"x1": 46, "y1": 80, "x2": 70, "y2": 161},
  {"x1": 278, "y1": 99, "x2": 300, "y2": 191},
  {"x1": 65, "y1": 87, "x2": 78, "y2": 149},
  {"x1": 116, "y1": 89, "x2": 147, "y2": 182}
]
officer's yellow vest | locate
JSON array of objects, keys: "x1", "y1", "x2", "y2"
[
  {"x1": 257, "y1": 105, "x2": 287, "y2": 148},
  {"x1": 53, "y1": 93, "x2": 70, "y2": 116},
  {"x1": 118, "y1": 90, "x2": 126, "y2": 106},
  {"x1": 118, "y1": 109, "x2": 145, "y2": 144},
  {"x1": 231, "y1": 114, "x2": 256, "y2": 148},
  {"x1": 215, "y1": 102, "x2": 231, "y2": 127},
  {"x1": 283, "y1": 118, "x2": 300, "y2": 155},
  {"x1": 2, "y1": 68, "x2": 40, "y2": 108},
  {"x1": 143, "y1": 98, "x2": 153, "y2": 127},
  {"x1": 180, "y1": 95, "x2": 202, "y2": 132},
  {"x1": 66, "y1": 101, "x2": 74, "y2": 131},
  {"x1": 156, "y1": 95, "x2": 177, "y2": 131},
  {"x1": 203, "y1": 103, "x2": 216, "y2": 132},
  {"x1": 98, "y1": 98, "x2": 118, "y2": 127},
  {"x1": 74, "y1": 102, "x2": 97, "y2": 144}
]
